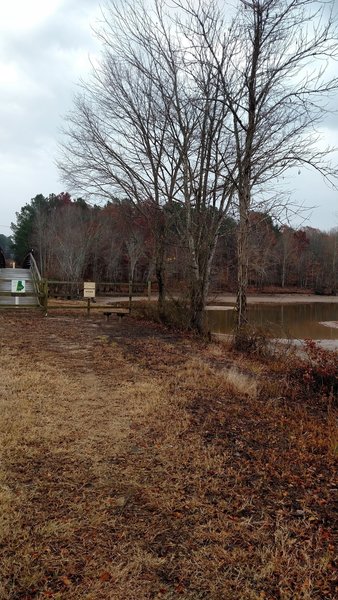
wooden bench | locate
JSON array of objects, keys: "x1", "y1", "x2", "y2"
[{"x1": 103, "y1": 309, "x2": 129, "y2": 322}]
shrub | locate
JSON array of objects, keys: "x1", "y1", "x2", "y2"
[
  {"x1": 231, "y1": 324, "x2": 275, "y2": 358},
  {"x1": 300, "y1": 339, "x2": 338, "y2": 399},
  {"x1": 134, "y1": 299, "x2": 192, "y2": 331}
]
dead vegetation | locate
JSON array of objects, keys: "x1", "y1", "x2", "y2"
[{"x1": 0, "y1": 310, "x2": 336, "y2": 599}]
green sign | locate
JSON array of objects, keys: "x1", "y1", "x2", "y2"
[{"x1": 12, "y1": 280, "x2": 26, "y2": 293}]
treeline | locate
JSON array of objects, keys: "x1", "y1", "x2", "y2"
[{"x1": 10, "y1": 193, "x2": 338, "y2": 294}]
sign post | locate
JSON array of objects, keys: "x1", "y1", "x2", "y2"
[{"x1": 83, "y1": 282, "x2": 96, "y2": 315}]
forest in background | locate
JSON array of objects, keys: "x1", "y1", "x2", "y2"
[{"x1": 3, "y1": 192, "x2": 338, "y2": 295}]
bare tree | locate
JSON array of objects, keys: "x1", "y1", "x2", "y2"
[
  {"x1": 97, "y1": 205, "x2": 124, "y2": 282},
  {"x1": 125, "y1": 232, "x2": 145, "y2": 284},
  {"x1": 276, "y1": 225, "x2": 299, "y2": 288},
  {"x1": 58, "y1": 0, "x2": 183, "y2": 313},
  {"x1": 58, "y1": 0, "x2": 237, "y2": 332},
  {"x1": 59, "y1": 0, "x2": 337, "y2": 334},
  {"x1": 329, "y1": 227, "x2": 338, "y2": 294},
  {"x1": 50, "y1": 204, "x2": 93, "y2": 283},
  {"x1": 193, "y1": 0, "x2": 338, "y2": 333},
  {"x1": 135, "y1": 1, "x2": 237, "y2": 331},
  {"x1": 247, "y1": 212, "x2": 277, "y2": 289},
  {"x1": 169, "y1": 12, "x2": 236, "y2": 332}
]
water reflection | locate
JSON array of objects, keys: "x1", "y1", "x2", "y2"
[{"x1": 207, "y1": 303, "x2": 338, "y2": 340}]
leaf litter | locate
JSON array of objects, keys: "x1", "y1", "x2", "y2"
[{"x1": 0, "y1": 310, "x2": 336, "y2": 599}]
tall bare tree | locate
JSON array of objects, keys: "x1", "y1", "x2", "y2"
[
  {"x1": 59, "y1": 0, "x2": 337, "y2": 335},
  {"x1": 144, "y1": 2, "x2": 236, "y2": 331},
  {"x1": 58, "y1": 0, "x2": 236, "y2": 332},
  {"x1": 192, "y1": 0, "x2": 338, "y2": 333},
  {"x1": 58, "y1": 1, "x2": 181, "y2": 313}
]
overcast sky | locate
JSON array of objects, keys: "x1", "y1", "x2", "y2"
[
  {"x1": 0, "y1": 0, "x2": 101, "y2": 237},
  {"x1": 0, "y1": 0, "x2": 337, "y2": 239}
]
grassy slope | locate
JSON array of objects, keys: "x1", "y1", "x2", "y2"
[{"x1": 0, "y1": 311, "x2": 336, "y2": 600}]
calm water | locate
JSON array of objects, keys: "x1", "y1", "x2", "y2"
[{"x1": 207, "y1": 303, "x2": 338, "y2": 340}]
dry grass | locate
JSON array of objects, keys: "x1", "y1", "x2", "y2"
[
  {"x1": 0, "y1": 311, "x2": 336, "y2": 599},
  {"x1": 174, "y1": 358, "x2": 258, "y2": 400}
]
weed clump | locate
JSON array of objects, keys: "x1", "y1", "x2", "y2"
[
  {"x1": 135, "y1": 299, "x2": 193, "y2": 331},
  {"x1": 231, "y1": 324, "x2": 277, "y2": 358},
  {"x1": 298, "y1": 339, "x2": 338, "y2": 399}
]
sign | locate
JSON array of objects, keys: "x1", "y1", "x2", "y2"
[
  {"x1": 83, "y1": 281, "x2": 96, "y2": 298},
  {"x1": 12, "y1": 280, "x2": 26, "y2": 294}
]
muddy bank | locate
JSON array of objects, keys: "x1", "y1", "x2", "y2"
[
  {"x1": 211, "y1": 332, "x2": 338, "y2": 351},
  {"x1": 209, "y1": 293, "x2": 338, "y2": 305}
]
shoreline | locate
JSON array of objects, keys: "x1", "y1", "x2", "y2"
[
  {"x1": 83, "y1": 292, "x2": 338, "y2": 307},
  {"x1": 211, "y1": 332, "x2": 338, "y2": 351},
  {"x1": 208, "y1": 292, "x2": 338, "y2": 305}
]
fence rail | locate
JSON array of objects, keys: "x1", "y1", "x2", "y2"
[{"x1": 48, "y1": 280, "x2": 156, "y2": 300}]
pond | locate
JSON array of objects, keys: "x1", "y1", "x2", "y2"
[{"x1": 207, "y1": 302, "x2": 338, "y2": 340}]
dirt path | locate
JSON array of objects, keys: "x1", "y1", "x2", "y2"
[{"x1": 0, "y1": 311, "x2": 336, "y2": 600}]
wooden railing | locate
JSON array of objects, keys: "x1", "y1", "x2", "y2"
[
  {"x1": 29, "y1": 253, "x2": 48, "y2": 312},
  {"x1": 47, "y1": 280, "x2": 155, "y2": 300}
]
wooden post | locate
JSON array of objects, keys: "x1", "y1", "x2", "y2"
[
  {"x1": 43, "y1": 279, "x2": 48, "y2": 315},
  {"x1": 83, "y1": 282, "x2": 95, "y2": 315},
  {"x1": 128, "y1": 281, "x2": 132, "y2": 313},
  {"x1": 147, "y1": 280, "x2": 151, "y2": 301}
]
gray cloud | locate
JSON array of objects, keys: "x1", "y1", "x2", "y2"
[
  {"x1": 0, "y1": 0, "x2": 337, "y2": 236},
  {"x1": 0, "y1": 0, "x2": 102, "y2": 234}
]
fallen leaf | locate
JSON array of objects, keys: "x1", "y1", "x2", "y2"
[{"x1": 114, "y1": 496, "x2": 127, "y2": 508}]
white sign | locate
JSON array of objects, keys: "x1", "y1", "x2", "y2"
[
  {"x1": 83, "y1": 282, "x2": 96, "y2": 298},
  {"x1": 12, "y1": 280, "x2": 26, "y2": 294}
]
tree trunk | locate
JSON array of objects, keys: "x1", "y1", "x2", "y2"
[
  {"x1": 190, "y1": 280, "x2": 207, "y2": 335},
  {"x1": 281, "y1": 252, "x2": 286, "y2": 288},
  {"x1": 236, "y1": 189, "x2": 250, "y2": 332},
  {"x1": 155, "y1": 244, "x2": 166, "y2": 318},
  {"x1": 189, "y1": 232, "x2": 218, "y2": 335},
  {"x1": 332, "y1": 236, "x2": 337, "y2": 294}
]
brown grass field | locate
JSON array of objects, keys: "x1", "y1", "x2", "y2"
[{"x1": 0, "y1": 309, "x2": 337, "y2": 600}]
